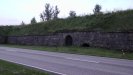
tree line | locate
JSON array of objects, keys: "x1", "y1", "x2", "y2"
[{"x1": 22, "y1": 3, "x2": 102, "y2": 25}]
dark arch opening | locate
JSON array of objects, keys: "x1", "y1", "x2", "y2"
[
  {"x1": 65, "y1": 35, "x2": 73, "y2": 46},
  {"x1": 4, "y1": 36, "x2": 8, "y2": 44},
  {"x1": 81, "y1": 43, "x2": 90, "y2": 47}
]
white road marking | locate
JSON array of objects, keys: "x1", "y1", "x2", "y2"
[
  {"x1": 20, "y1": 51, "x2": 100, "y2": 64},
  {"x1": 1, "y1": 47, "x2": 99, "y2": 64},
  {"x1": 0, "y1": 58, "x2": 67, "y2": 75},
  {"x1": 4, "y1": 50, "x2": 17, "y2": 52},
  {"x1": 65, "y1": 57, "x2": 100, "y2": 63},
  {"x1": 4, "y1": 49, "x2": 100, "y2": 64},
  {"x1": 26, "y1": 52, "x2": 100, "y2": 64}
]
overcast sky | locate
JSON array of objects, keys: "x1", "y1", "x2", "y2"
[{"x1": 0, "y1": 0, "x2": 133, "y2": 25}]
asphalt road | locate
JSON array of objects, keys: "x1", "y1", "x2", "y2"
[{"x1": 0, "y1": 46, "x2": 133, "y2": 75}]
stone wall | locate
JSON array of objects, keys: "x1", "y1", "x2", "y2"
[
  {"x1": 1, "y1": 31, "x2": 133, "y2": 51},
  {"x1": 7, "y1": 33, "x2": 64, "y2": 46},
  {"x1": 0, "y1": 36, "x2": 6, "y2": 44}
]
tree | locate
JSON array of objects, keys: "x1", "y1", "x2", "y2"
[
  {"x1": 93, "y1": 4, "x2": 102, "y2": 14},
  {"x1": 40, "y1": 13, "x2": 44, "y2": 21},
  {"x1": 69, "y1": 11, "x2": 76, "y2": 18},
  {"x1": 53, "y1": 6, "x2": 60, "y2": 19},
  {"x1": 21, "y1": 21, "x2": 25, "y2": 25},
  {"x1": 31, "y1": 17, "x2": 37, "y2": 24},
  {"x1": 40, "y1": 3, "x2": 60, "y2": 21},
  {"x1": 43, "y1": 3, "x2": 54, "y2": 21}
]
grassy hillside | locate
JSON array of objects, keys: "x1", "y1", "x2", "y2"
[
  {"x1": 1, "y1": 9, "x2": 133, "y2": 36},
  {"x1": 0, "y1": 26, "x2": 12, "y2": 36}
]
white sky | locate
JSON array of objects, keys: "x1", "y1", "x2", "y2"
[{"x1": 0, "y1": 0, "x2": 133, "y2": 25}]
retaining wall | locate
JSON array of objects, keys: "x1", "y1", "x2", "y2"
[
  {"x1": 0, "y1": 36, "x2": 6, "y2": 44},
  {"x1": 0, "y1": 31, "x2": 133, "y2": 51}
]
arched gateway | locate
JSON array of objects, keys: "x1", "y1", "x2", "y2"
[{"x1": 65, "y1": 35, "x2": 73, "y2": 46}]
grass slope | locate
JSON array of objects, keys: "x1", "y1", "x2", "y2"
[
  {"x1": 0, "y1": 59, "x2": 49, "y2": 75},
  {"x1": 1, "y1": 44, "x2": 133, "y2": 60},
  {"x1": 0, "y1": 9, "x2": 133, "y2": 36}
]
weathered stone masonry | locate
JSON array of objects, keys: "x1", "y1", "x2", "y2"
[
  {"x1": 0, "y1": 31, "x2": 133, "y2": 51},
  {"x1": 0, "y1": 36, "x2": 7, "y2": 44}
]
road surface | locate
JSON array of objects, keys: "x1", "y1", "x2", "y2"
[{"x1": 0, "y1": 46, "x2": 133, "y2": 75}]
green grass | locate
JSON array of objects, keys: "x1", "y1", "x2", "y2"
[
  {"x1": 0, "y1": 59, "x2": 49, "y2": 75},
  {"x1": 1, "y1": 44, "x2": 133, "y2": 60}
]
